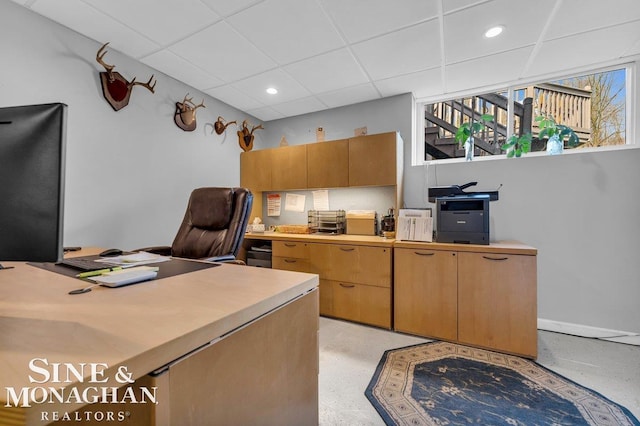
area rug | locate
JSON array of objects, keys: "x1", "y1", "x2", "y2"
[{"x1": 365, "y1": 341, "x2": 639, "y2": 426}]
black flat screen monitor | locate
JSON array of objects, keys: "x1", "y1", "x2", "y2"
[{"x1": 0, "y1": 103, "x2": 67, "y2": 262}]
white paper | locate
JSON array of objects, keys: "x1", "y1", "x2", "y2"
[
  {"x1": 267, "y1": 194, "x2": 281, "y2": 217},
  {"x1": 399, "y1": 208, "x2": 431, "y2": 218},
  {"x1": 312, "y1": 190, "x2": 330, "y2": 211},
  {"x1": 397, "y1": 217, "x2": 433, "y2": 242},
  {"x1": 285, "y1": 193, "x2": 306, "y2": 212}
]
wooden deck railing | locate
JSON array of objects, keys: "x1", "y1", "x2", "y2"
[{"x1": 424, "y1": 83, "x2": 592, "y2": 159}]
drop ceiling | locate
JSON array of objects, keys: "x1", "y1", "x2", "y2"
[{"x1": 12, "y1": 0, "x2": 640, "y2": 121}]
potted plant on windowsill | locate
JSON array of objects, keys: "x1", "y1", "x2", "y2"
[
  {"x1": 454, "y1": 113, "x2": 494, "y2": 161},
  {"x1": 536, "y1": 115, "x2": 580, "y2": 155},
  {"x1": 501, "y1": 115, "x2": 580, "y2": 157},
  {"x1": 501, "y1": 132, "x2": 533, "y2": 158}
]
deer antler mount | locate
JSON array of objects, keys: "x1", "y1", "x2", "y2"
[
  {"x1": 237, "y1": 120, "x2": 264, "y2": 152},
  {"x1": 213, "y1": 116, "x2": 237, "y2": 135},
  {"x1": 174, "y1": 94, "x2": 206, "y2": 131},
  {"x1": 96, "y1": 42, "x2": 156, "y2": 111}
]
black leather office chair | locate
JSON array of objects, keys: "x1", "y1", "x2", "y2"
[{"x1": 143, "y1": 187, "x2": 253, "y2": 263}]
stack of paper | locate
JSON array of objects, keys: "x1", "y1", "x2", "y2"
[{"x1": 397, "y1": 209, "x2": 433, "y2": 242}]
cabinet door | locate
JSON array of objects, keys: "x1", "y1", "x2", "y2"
[
  {"x1": 307, "y1": 139, "x2": 349, "y2": 188},
  {"x1": 310, "y1": 244, "x2": 391, "y2": 287},
  {"x1": 348, "y1": 133, "x2": 397, "y2": 187},
  {"x1": 240, "y1": 149, "x2": 272, "y2": 191},
  {"x1": 457, "y1": 252, "x2": 537, "y2": 358},
  {"x1": 271, "y1": 145, "x2": 307, "y2": 190},
  {"x1": 394, "y1": 248, "x2": 458, "y2": 340}
]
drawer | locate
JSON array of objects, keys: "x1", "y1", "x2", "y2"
[
  {"x1": 320, "y1": 279, "x2": 391, "y2": 329},
  {"x1": 272, "y1": 241, "x2": 309, "y2": 259},
  {"x1": 272, "y1": 256, "x2": 311, "y2": 273},
  {"x1": 311, "y1": 244, "x2": 391, "y2": 287}
]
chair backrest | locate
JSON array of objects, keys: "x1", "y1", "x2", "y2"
[{"x1": 170, "y1": 187, "x2": 253, "y2": 260}]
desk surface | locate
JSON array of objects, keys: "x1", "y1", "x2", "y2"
[{"x1": 0, "y1": 249, "x2": 318, "y2": 420}]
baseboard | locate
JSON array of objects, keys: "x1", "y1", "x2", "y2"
[{"x1": 537, "y1": 318, "x2": 640, "y2": 346}]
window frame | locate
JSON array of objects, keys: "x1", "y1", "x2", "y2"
[{"x1": 413, "y1": 62, "x2": 637, "y2": 166}]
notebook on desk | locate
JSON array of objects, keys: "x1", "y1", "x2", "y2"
[{"x1": 90, "y1": 267, "x2": 158, "y2": 287}]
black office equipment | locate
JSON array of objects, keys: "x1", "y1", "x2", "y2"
[
  {"x1": 0, "y1": 103, "x2": 67, "y2": 262},
  {"x1": 436, "y1": 195, "x2": 490, "y2": 244},
  {"x1": 428, "y1": 181, "x2": 499, "y2": 202}
]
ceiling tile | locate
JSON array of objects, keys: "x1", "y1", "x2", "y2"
[
  {"x1": 245, "y1": 106, "x2": 286, "y2": 121},
  {"x1": 283, "y1": 48, "x2": 369, "y2": 94},
  {"x1": 316, "y1": 84, "x2": 380, "y2": 108},
  {"x1": 443, "y1": 0, "x2": 555, "y2": 65},
  {"x1": 141, "y1": 50, "x2": 224, "y2": 89},
  {"x1": 82, "y1": 0, "x2": 220, "y2": 46},
  {"x1": 445, "y1": 46, "x2": 533, "y2": 93},
  {"x1": 442, "y1": 0, "x2": 490, "y2": 14},
  {"x1": 545, "y1": 0, "x2": 640, "y2": 40},
  {"x1": 199, "y1": 0, "x2": 262, "y2": 17},
  {"x1": 322, "y1": 0, "x2": 439, "y2": 43},
  {"x1": 351, "y1": 20, "x2": 441, "y2": 81},
  {"x1": 375, "y1": 67, "x2": 443, "y2": 99},
  {"x1": 227, "y1": 0, "x2": 344, "y2": 64},
  {"x1": 168, "y1": 21, "x2": 277, "y2": 83},
  {"x1": 525, "y1": 21, "x2": 640, "y2": 78},
  {"x1": 271, "y1": 97, "x2": 328, "y2": 117},
  {"x1": 30, "y1": 0, "x2": 159, "y2": 58},
  {"x1": 232, "y1": 69, "x2": 311, "y2": 104},
  {"x1": 205, "y1": 85, "x2": 265, "y2": 111}
]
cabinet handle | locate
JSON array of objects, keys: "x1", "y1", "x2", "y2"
[
  {"x1": 482, "y1": 256, "x2": 509, "y2": 261},
  {"x1": 339, "y1": 247, "x2": 355, "y2": 252},
  {"x1": 414, "y1": 251, "x2": 435, "y2": 256},
  {"x1": 284, "y1": 259, "x2": 297, "y2": 263},
  {"x1": 284, "y1": 243, "x2": 297, "y2": 247},
  {"x1": 339, "y1": 283, "x2": 355, "y2": 288}
]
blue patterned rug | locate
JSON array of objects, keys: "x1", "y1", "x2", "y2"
[{"x1": 365, "y1": 342, "x2": 639, "y2": 426}]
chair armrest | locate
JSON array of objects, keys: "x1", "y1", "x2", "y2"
[{"x1": 135, "y1": 246, "x2": 172, "y2": 256}]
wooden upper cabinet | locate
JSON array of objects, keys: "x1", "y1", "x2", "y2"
[
  {"x1": 307, "y1": 139, "x2": 349, "y2": 188},
  {"x1": 240, "y1": 149, "x2": 272, "y2": 192},
  {"x1": 271, "y1": 145, "x2": 307, "y2": 190},
  {"x1": 348, "y1": 132, "x2": 397, "y2": 187}
]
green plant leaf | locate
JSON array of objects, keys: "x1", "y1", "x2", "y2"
[
  {"x1": 480, "y1": 114, "x2": 494, "y2": 122},
  {"x1": 507, "y1": 149, "x2": 515, "y2": 158}
]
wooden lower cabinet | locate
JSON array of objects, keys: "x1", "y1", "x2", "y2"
[
  {"x1": 268, "y1": 238, "x2": 393, "y2": 329},
  {"x1": 457, "y1": 252, "x2": 537, "y2": 358},
  {"x1": 394, "y1": 241, "x2": 537, "y2": 358},
  {"x1": 394, "y1": 248, "x2": 457, "y2": 341}
]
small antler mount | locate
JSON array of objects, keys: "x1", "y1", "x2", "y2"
[
  {"x1": 237, "y1": 120, "x2": 264, "y2": 152},
  {"x1": 174, "y1": 94, "x2": 206, "y2": 131}
]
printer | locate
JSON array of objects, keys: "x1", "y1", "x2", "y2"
[{"x1": 428, "y1": 182, "x2": 498, "y2": 245}]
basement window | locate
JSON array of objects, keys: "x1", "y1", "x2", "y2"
[{"x1": 417, "y1": 65, "x2": 631, "y2": 163}]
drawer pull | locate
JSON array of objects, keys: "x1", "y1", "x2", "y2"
[
  {"x1": 415, "y1": 251, "x2": 435, "y2": 256},
  {"x1": 339, "y1": 283, "x2": 355, "y2": 288},
  {"x1": 339, "y1": 247, "x2": 355, "y2": 252},
  {"x1": 284, "y1": 243, "x2": 297, "y2": 247},
  {"x1": 482, "y1": 256, "x2": 509, "y2": 261},
  {"x1": 284, "y1": 259, "x2": 297, "y2": 263}
]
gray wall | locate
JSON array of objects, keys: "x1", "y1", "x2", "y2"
[
  {"x1": 262, "y1": 94, "x2": 640, "y2": 334},
  {"x1": 1, "y1": 2, "x2": 263, "y2": 250}
]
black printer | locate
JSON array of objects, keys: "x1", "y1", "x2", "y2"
[{"x1": 429, "y1": 182, "x2": 498, "y2": 245}]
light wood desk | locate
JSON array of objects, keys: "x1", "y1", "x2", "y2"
[{"x1": 0, "y1": 250, "x2": 319, "y2": 425}]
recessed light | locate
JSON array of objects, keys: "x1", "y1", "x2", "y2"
[
  {"x1": 266, "y1": 87, "x2": 278, "y2": 95},
  {"x1": 484, "y1": 25, "x2": 504, "y2": 38}
]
